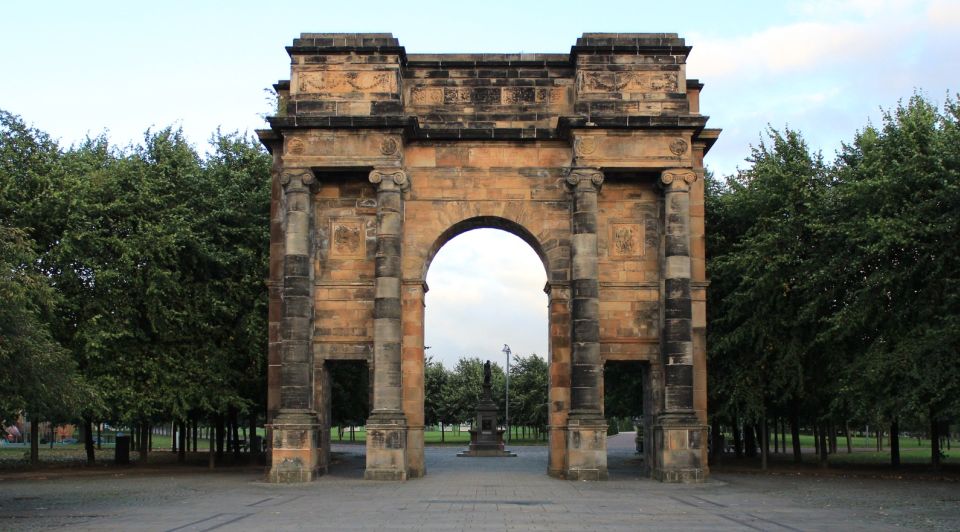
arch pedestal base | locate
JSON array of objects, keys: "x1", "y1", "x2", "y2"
[
  {"x1": 364, "y1": 413, "x2": 408, "y2": 481},
  {"x1": 267, "y1": 411, "x2": 321, "y2": 483},
  {"x1": 564, "y1": 416, "x2": 609, "y2": 481},
  {"x1": 652, "y1": 415, "x2": 707, "y2": 483}
]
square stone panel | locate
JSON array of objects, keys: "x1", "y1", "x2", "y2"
[
  {"x1": 330, "y1": 220, "x2": 365, "y2": 259},
  {"x1": 609, "y1": 223, "x2": 643, "y2": 259}
]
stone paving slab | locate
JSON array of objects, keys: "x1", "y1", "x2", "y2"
[{"x1": 1, "y1": 439, "x2": 958, "y2": 531}]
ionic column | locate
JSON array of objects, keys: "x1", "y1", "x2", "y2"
[
  {"x1": 653, "y1": 168, "x2": 706, "y2": 483},
  {"x1": 566, "y1": 168, "x2": 604, "y2": 416},
  {"x1": 365, "y1": 168, "x2": 409, "y2": 481},
  {"x1": 369, "y1": 168, "x2": 408, "y2": 416},
  {"x1": 660, "y1": 169, "x2": 697, "y2": 415},
  {"x1": 563, "y1": 167, "x2": 607, "y2": 481},
  {"x1": 279, "y1": 168, "x2": 316, "y2": 411},
  {"x1": 268, "y1": 167, "x2": 320, "y2": 484}
]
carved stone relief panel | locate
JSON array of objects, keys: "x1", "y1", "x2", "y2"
[
  {"x1": 609, "y1": 223, "x2": 644, "y2": 259},
  {"x1": 330, "y1": 220, "x2": 365, "y2": 259},
  {"x1": 297, "y1": 70, "x2": 398, "y2": 94}
]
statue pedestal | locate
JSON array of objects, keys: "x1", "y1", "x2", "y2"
[
  {"x1": 457, "y1": 427, "x2": 516, "y2": 457},
  {"x1": 457, "y1": 367, "x2": 515, "y2": 457}
]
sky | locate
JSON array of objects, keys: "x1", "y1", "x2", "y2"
[{"x1": 3, "y1": 0, "x2": 956, "y2": 368}]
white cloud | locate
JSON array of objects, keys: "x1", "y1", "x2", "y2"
[
  {"x1": 425, "y1": 229, "x2": 548, "y2": 368},
  {"x1": 687, "y1": 0, "x2": 955, "y2": 81}
]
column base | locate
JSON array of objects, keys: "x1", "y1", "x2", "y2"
[
  {"x1": 364, "y1": 412, "x2": 408, "y2": 481},
  {"x1": 266, "y1": 410, "x2": 320, "y2": 483},
  {"x1": 564, "y1": 415, "x2": 608, "y2": 481},
  {"x1": 406, "y1": 425, "x2": 426, "y2": 479},
  {"x1": 652, "y1": 414, "x2": 707, "y2": 483}
]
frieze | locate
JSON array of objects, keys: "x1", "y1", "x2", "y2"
[
  {"x1": 578, "y1": 71, "x2": 679, "y2": 94},
  {"x1": 409, "y1": 86, "x2": 563, "y2": 106},
  {"x1": 297, "y1": 70, "x2": 398, "y2": 94},
  {"x1": 410, "y1": 86, "x2": 444, "y2": 105}
]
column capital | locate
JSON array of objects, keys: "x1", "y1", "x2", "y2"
[
  {"x1": 565, "y1": 167, "x2": 604, "y2": 191},
  {"x1": 369, "y1": 168, "x2": 409, "y2": 190},
  {"x1": 280, "y1": 168, "x2": 316, "y2": 191},
  {"x1": 660, "y1": 168, "x2": 698, "y2": 192}
]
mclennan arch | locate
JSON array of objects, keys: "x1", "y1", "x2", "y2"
[{"x1": 258, "y1": 32, "x2": 720, "y2": 483}]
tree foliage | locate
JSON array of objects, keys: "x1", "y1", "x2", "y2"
[
  {"x1": 0, "y1": 109, "x2": 271, "y2": 462},
  {"x1": 708, "y1": 93, "x2": 960, "y2": 467}
]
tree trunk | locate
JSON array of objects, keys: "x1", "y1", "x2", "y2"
[
  {"x1": 764, "y1": 418, "x2": 771, "y2": 457},
  {"x1": 813, "y1": 424, "x2": 819, "y2": 457},
  {"x1": 790, "y1": 411, "x2": 802, "y2": 463},
  {"x1": 83, "y1": 416, "x2": 95, "y2": 465},
  {"x1": 876, "y1": 428, "x2": 883, "y2": 452},
  {"x1": 890, "y1": 418, "x2": 900, "y2": 469},
  {"x1": 733, "y1": 419, "x2": 744, "y2": 458},
  {"x1": 30, "y1": 419, "x2": 39, "y2": 465},
  {"x1": 249, "y1": 412, "x2": 257, "y2": 454},
  {"x1": 818, "y1": 423, "x2": 828, "y2": 468},
  {"x1": 709, "y1": 417, "x2": 722, "y2": 466},
  {"x1": 208, "y1": 418, "x2": 216, "y2": 470},
  {"x1": 744, "y1": 423, "x2": 757, "y2": 458},
  {"x1": 440, "y1": 423, "x2": 445, "y2": 443},
  {"x1": 138, "y1": 422, "x2": 149, "y2": 464},
  {"x1": 760, "y1": 415, "x2": 769, "y2": 470},
  {"x1": 845, "y1": 421, "x2": 853, "y2": 454},
  {"x1": 192, "y1": 416, "x2": 198, "y2": 452},
  {"x1": 172, "y1": 421, "x2": 178, "y2": 452},
  {"x1": 773, "y1": 416, "x2": 779, "y2": 454},
  {"x1": 148, "y1": 424, "x2": 152, "y2": 452},
  {"x1": 177, "y1": 420, "x2": 186, "y2": 463},
  {"x1": 215, "y1": 414, "x2": 225, "y2": 463},
  {"x1": 97, "y1": 422, "x2": 102, "y2": 450},
  {"x1": 229, "y1": 407, "x2": 241, "y2": 458},
  {"x1": 829, "y1": 424, "x2": 837, "y2": 454},
  {"x1": 931, "y1": 414, "x2": 942, "y2": 471}
]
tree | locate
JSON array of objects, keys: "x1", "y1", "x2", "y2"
[
  {"x1": 445, "y1": 357, "x2": 505, "y2": 426},
  {"x1": 707, "y1": 129, "x2": 832, "y2": 466},
  {"x1": 509, "y1": 354, "x2": 548, "y2": 439},
  {"x1": 823, "y1": 94, "x2": 960, "y2": 468},
  {"x1": 0, "y1": 111, "x2": 95, "y2": 464},
  {"x1": 423, "y1": 357, "x2": 452, "y2": 441}
]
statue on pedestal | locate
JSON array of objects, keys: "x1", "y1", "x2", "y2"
[{"x1": 458, "y1": 360, "x2": 515, "y2": 457}]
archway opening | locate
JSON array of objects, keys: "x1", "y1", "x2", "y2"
[
  {"x1": 603, "y1": 360, "x2": 648, "y2": 479},
  {"x1": 423, "y1": 226, "x2": 549, "y2": 472},
  {"x1": 325, "y1": 359, "x2": 369, "y2": 478}
]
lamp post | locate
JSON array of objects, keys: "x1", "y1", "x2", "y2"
[{"x1": 502, "y1": 344, "x2": 511, "y2": 444}]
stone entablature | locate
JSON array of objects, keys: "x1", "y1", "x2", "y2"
[
  {"x1": 269, "y1": 33, "x2": 715, "y2": 145},
  {"x1": 259, "y1": 32, "x2": 719, "y2": 485}
]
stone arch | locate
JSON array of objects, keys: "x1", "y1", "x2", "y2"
[
  {"x1": 421, "y1": 215, "x2": 550, "y2": 282},
  {"x1": 262, "y1": 32, "x2": 719, "y2": 485}
]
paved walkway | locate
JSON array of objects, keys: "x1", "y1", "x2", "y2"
[{"x1": 1, "y1": 434, "x2": 957, "y2": 530}]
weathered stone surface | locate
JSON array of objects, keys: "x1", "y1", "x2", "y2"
[{"x1": 261, "y1": 32, "x2": 718, "y2": 484}]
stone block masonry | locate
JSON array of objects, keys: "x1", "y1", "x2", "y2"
[{"x1": 258, "y1": 32, "x2": 720, "y2": 483}]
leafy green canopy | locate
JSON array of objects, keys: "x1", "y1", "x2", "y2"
[{"x1": 707, "y1": 94, "x2": 960, "y2": 452}]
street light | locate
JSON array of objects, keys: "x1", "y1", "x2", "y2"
[{"x1": 502, "y1": 344, "x2": 511, "y2": 444}]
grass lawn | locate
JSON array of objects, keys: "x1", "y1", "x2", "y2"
[
  {"x1": 329, "y1": 427, "x2": 548, "y2": 445},
  {"x1": 728, "y1": 432, "x2": 955, "y2": 452}
]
